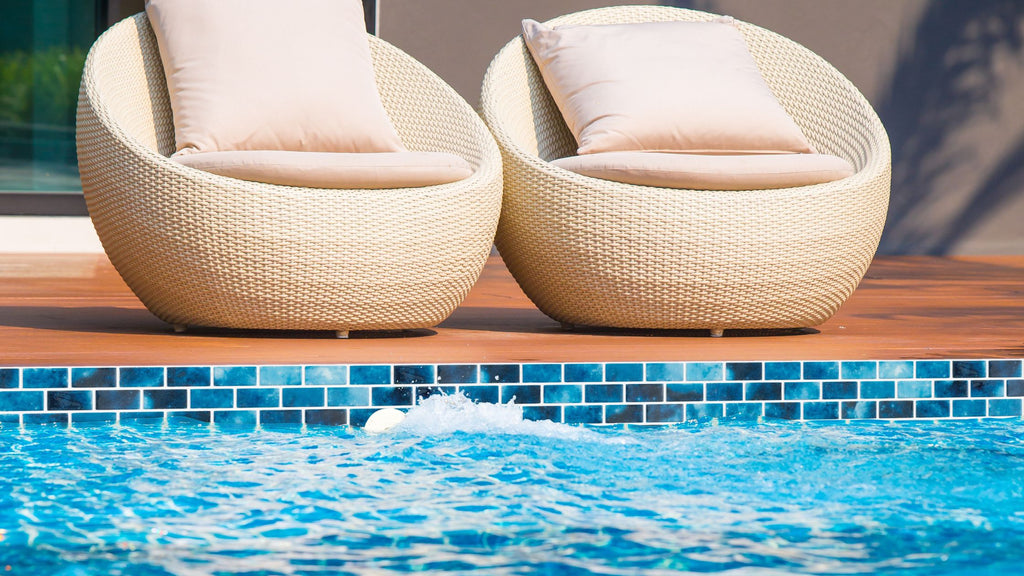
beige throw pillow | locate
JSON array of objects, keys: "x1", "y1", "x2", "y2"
[
  {"x1": 174, "y1": 151, "x2": 473, "y2": 189},
  {"x1": 552, "y1": 152, "x2": 854, "y2": 190},
  {"x1": 146, "y1": 0, "x2": 404, "y2": 156},
  {"x1": 521, "y1": 18, "x2": 815, "y2": 156}
]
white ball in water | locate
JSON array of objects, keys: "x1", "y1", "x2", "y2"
[{"x1": 364, "y1": 408, "x2": 406, "y2": 434}]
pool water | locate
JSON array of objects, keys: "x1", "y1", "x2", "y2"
[{"x1": 2, "y1": 394, "x2": 1023, "y2": 575}]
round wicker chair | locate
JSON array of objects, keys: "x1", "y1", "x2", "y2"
[
  {"x1": 77, "y1": 14, "x2": 502, "y2": 335},
  {"x1": 480, "y1": 6, "x2": 890, "y2": 333}
]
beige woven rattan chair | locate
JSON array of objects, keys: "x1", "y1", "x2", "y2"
[
  {"x1": 481, "y1": 6, "x2": 890, "y2": 334},
  {"x1": 77, "y1": 14, "x2": 501, "y2": 336}
]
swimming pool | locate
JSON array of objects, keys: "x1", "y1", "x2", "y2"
[{"x1": 2, "y1": 394, "x2": 1023, "y2": 575}]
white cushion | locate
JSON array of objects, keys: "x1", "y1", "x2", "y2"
[
  {"x1": 551, "y1": 152, "x2": 854, "y2": 190},
  {"x1": 174, "y1": 151, "x2": 474, "y2": 189},
  {"x1": 521, "y1": 18, "x2": 814, "y2": 156},
  {"x1": 146, "y1": 0, "x2": 404, "y2": 156}
]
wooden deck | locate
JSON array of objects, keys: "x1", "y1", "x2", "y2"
[{"x1": 1, "y1": 254, "x2": 1022, "y2": 367}]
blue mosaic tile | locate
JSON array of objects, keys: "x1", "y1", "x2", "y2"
[
  {"x1": 564, "y1": 363, "x2": 603, "y2": 383},
  {"x1": 626, "y1": 383, "x2": 663, "y2": 403},
  {"x1": 564, "y1": 405, "x2": 603, "y2": 424},
  {"x1": 502, "y1": 385, "x2": 540, "y2": 404},
  {"x1": 878, "y1": 400, "x2": 914, "y2": 419},
  {"x1": 120, "y1": 411, "x2": 163, "y2": 422},
  {"x1": 459, "y1": 386, "x2": 499, "y2": 404},
  {"x1": 647, "y1": 403, "x2": 685, "y2": 422},
  {"x1": 304, "y1": 365, "x2": 348, "y2": 386},
  {"x1": 916, "y1": 361, "x2": 951, "y2": 379},
  {"x1": 214, "y1": 366, "x2": 256, "y2": 387},
  {"x1": 841, "y1": 362, "x2": 877, "y2": 380},
  {"x1": 842, "y1": 401, "x2": 877, "y2": 419},
  {"x1": 647, "y1": 362, "x2": 686, "y2": 382},
  {"x1": 168, "y1": 411, "x2": 211, "y2": 424},
  {"x1": 283, "y1": 387, "x2": 325, "y2": 408},
  {"x1": 934, "y1": 380, "x2": 968, "y2": 398},
  {"x1": 305, "y1": 409, "x2": 347, "y2": 426},
  {"x1": 414, "y1": 386, "x2": 456, "y2": 400},
  {"x1": 989, "y1": 360, "x2": 1022, "y2": 378},
  {"x1": 214, "y1": 411, "x2": 257, "y2": 427},
  {"x1": 803, "y1": 402, "x2": 839, "y2": 420},
  {"x1": 119, "y1": 367, "x2": 164, "y2": 388},
  {"x1": 953, "y1": 361, "x2": 986, "y2": 379},
  {"x1": 666, "y1": 383, "x2": 703, "y2": 402},
  {"x1": 96, "y1": 390, "x2": 140, "y2": 411},
  {"x1": 395, "y1": 365, "x2": 434, "y2": 385},
  {"x1": 803, "y1": 362, "x2": 839, "y2": 380},
  {"x1": 878, "y1": 361, "x2": 914, "y2": 379},
  {"x1": 988, "y1": 399, "x2": 1022, "y2": 417},
  {"x1": 684, "y1": 362, "x2": 721, "y2": 382},
  {"x1": 23, "y1": 368, "x2": 68, "y2": 389},
  {"x1": 167, "y1": 367, "x2": 210, "y2": 387},
  {"x1": 585, "y1": 384, "x2": 623, "y2": 403},
  {"x1": 916, "y1": 400, "x2": 951, "y2": 418},
  {"x1": 237, "y1": 388, "x2": 280, "y2": 408},
  {"x1": 605, "y1": 363, "x2": 643, "y2": 382},
  {"x1": 190, "y1": 388, "x2": 234, "y2": 409},
  {"x1": 971, "y1": 380, "x2": 1004, "y2": 398},
  {"x1": 144, "y1": 389, "x2": 186, "y2": 410},
  {"x1": 605, "y1": 404, "x2": 643, "y2": 423},
  {"x1": 372, "y1": 386, "x2": 412, "y2": 406},
  {"x1": 0, "y1": 369, "x2": 18, "y2": 389},
  {"x1": 952, "y1": 399, "x2": 987, "y2": 418},
  {"x1": 437, "y1": 365, "x2": 478, "y2": 384},
  {"x1": 784, "y1": 381, "x2": 820, "y2": 400},
  {"x1": 0, "y1": 391, "x2": 43, "y2": 411},
  {"x1": 72, "y1": 412, "x2": 117, "y2": 425},
  {"x1": 544, "y1": 385, "x2": 582, "y2": 404},
  {"x1": 725, "y1": 403, "x2": 762, "y2": 421},
  {"x1": 72, "y1": 368, "x2": 115, "y2": 388},
  {"x1": 745, "y1": 382, "x2": 781, "y2": 401},
  {"x1": 0, "y1": 414, "x2": 19, "y2": 424},
  {"x1": 522, "y1": 364, "x2": 561, "y2": 383},
  {"x1": 706, "y1": 382, "x2": 743, "y2": 402},
  {"x1": 726, "y1": 362, "x2": 762, "y2": 381},
  {"x1": 1008, "y1": 380, "x2": 1024, "y2": 397},
  {"x1": 897, "y1": 381, "x2": 933, "y2": 399},
  {"x1": 47, "y1": 391, "x2": 91, "y2": 411},
  {"x1": 685, "y1": 403, "x2": 722, "y2": 422},
  {"x1": 24, "y1": 413, "x2": 68, "y2": 425},
  {"x1": 259, "y1": 410, "x2": 302, "y2": 425},
  {"x1": 765, "y1": 362, "x2": 801, "y2": 381},
  {"x1": 259, "y1": 366, "x2": 302, "y2": 387},
  {"x1": 523, "y1": 405, "x2": 560, "y2": 422},
  {"x1": 481, "y1": 364, "x2": 519, "y2": 384},
  {"x1": 822, "y1": 381, "x2": 858, "y2": 400},
  {"x1": 860, "y1": 381, "x2": 895, "y2": 399},
  {"x1": 350, "y1": 365, "x2": 391, "y2": 385},
  {"x1": 348, "y1": 408, "x2": 377, "y2": 427},
  {"x1": 764, "y1": 402, "x2": 801, "y2": 420}
]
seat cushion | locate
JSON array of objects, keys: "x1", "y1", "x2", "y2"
[
  {"x1": 174, "y1": 150, "x2": 474, "y2": 189},
  {"x1": 551, "y1": 152, "x2": 854, "y2": 190},
  {"x1": 146, "y1": 0, "x2": 404, "y2": 156},
  {"x1": 521, "y1": 18, "x2": 814, "y2": 156}
]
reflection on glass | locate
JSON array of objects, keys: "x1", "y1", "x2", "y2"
[{"x1": 0, "y1": 0, "x2": 96, "y2": 193}]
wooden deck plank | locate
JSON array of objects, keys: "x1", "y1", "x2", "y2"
[{"x1": 0, "y1": 254, "x2": 1021, "y2": 366}]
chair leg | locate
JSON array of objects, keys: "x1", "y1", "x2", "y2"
[
  {"x1": 335, "y1": 330, "x2": 350, "y2": 339},
  {"x1": 710, "y1": 328, "x2": 724, "y2": 338}
]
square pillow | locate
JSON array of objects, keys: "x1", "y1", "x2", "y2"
[
  {"x1": 146, "y1": 0, "x2": 404, "y2": 156},
  {"x1": 522, "y1": 18, "x2": 815, "y2": 156}
]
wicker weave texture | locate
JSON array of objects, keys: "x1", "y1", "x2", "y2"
[
  {"x1": 76, "y1": 14, "x2": 502, "y2": 332},
  {"x1": 481, "y1": 6, "x2": 890, "y2": 330}
]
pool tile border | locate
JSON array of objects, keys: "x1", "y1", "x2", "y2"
[{"x1": 0, "y1": 359, "x2": 1021, "y2": 427}]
